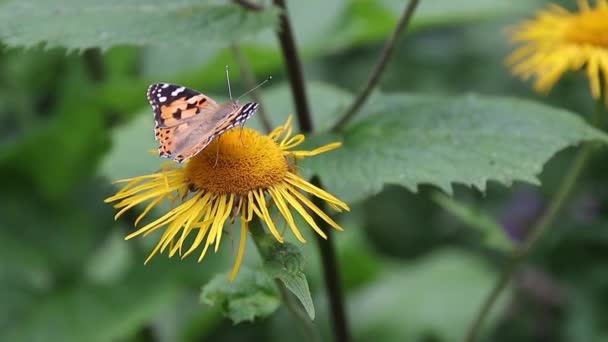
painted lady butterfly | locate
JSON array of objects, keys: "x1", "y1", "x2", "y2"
[{"x1": 147, "y1": 83, "x2": 258, "y2": 163}]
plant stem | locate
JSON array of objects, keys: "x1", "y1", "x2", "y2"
[
  {"x1": 311, "y1": 178, "x2": 351, "y2": 342},
  {"x1": 231, "y1": 44, "x2": 273, "y2": 132},
  {"x1": 464, "y1": 145, "x2": 591, "y2": 342},
  {"x1": 232, "y1": 0, "x2": 264, "y2": 11},
  {"x1": 272, "y1": 0, "x2": 313, "y2": 132},
  {"x1": 249, "y1": 221, "x2": 321, "y2": 342},
  {"x1": 331, "y1": 0, "x2": 420, "y2": 131},
  {"x1": 271, "y1": 1, "x2": 350, "y2": 340},
  {"x1": 83, "y1": 48, "x2": 106, "y2": 82},
  {"x1": 464, "y1": 97, "x2": 605, "y2": 342}
]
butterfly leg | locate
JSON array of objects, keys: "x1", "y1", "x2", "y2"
[
  {"x1": 239, "y1": 122, "x2": 248, "y2": 148},
  {"x1": 213, "y1": 137, "x2": 221, "y2": 168}
]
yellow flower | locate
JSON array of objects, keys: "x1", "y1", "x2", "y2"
[
  {"x1": 105, "y1": 117, "x2": 349, "y2": 280},
  {"x1": 506, "y1": 0, "x2": 608, "y2": 100}
]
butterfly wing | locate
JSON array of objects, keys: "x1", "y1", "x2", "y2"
[
  {"x1": 167, "y1": 102, "x2": 259, "y2": 163},
  {"x1": 147, "y1": 83, "x2": 220, "y2": 130},
  {"x1": 147, "y1": 83, "x2": 221, "y2": 161}
]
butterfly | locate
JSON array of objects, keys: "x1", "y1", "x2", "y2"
[{"x1": 147, "y1": 83, "x2": 259, "y2": 163}]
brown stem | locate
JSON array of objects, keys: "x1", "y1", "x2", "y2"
[
  {"x1": 312, "y1": 178, "x2": 351, "y2": 342},
  {"x1": 231, "y1": 44, "x2": 273, "y2": 132},
  {"x1": 331, "y1": 0, "x2": 420, "y2": 131},
  {"x1": 232, "y1": 0, "x2": 264, "y2": 12},
  {"x1": 272, "y1": 0, "x2": 313, "y2": 132},
  {"x1": 271, "y1": 0, "x2": 349, "y2": 340}
]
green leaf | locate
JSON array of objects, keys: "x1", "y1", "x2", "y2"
[
  {"x1": 303, "y1": 93, "x2": 608, "y2": 203},
  {"x1": 100, "y1": 109, "x2": 159, "y2": 181},
  {"x1": 383, "y1": 0, "x2": 538, "y2": 25},
  {"x1": 2, "y1": 270, "x2": 184, "y2": 342},
  {"x1": 201, "y1": 267, "x2": 280, "y2": 324},
  {"x1": 0, "y1": 0, "x2": 277, "y2": 50},
  {"x1": 0, "y1": 92, "x2": 109, "y2": 199},
  {"x1": 257, "y1": 237, "x2": 315, "y2": 320},
  {"x1": 349, "y1": 249, "x2": 506, "y2": 341},
  {"x1": 327, "y1": 0, "x2": 540, "y2": 50},
  {"x1": 432, "y1": 192, "x2": 513, "y2": 252}
]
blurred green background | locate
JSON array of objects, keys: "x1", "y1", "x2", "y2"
[{"x1": 2, "y1": 0, "x2": 608, "y2": 341}]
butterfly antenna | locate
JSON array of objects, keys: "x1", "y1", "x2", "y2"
[
  {"x1": 237, "y1": 76, "x2": 272, "y2": 101},
  {"x1": 225, "y1": 65, "x2": 233, "y2": 100}
]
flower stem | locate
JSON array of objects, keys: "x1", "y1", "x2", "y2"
[
  {"x1": 464, "y1": 96, "x2": 605, "y2": 342},
  {"x1": 248, "y1": 221, "x2": 321, "y2": 342},
  {"x1": 464, "y1": 145, "x2": 591, "y2": 342},
  {"x1": 272, "y1": 0, "x2": 314, "y2": 132},
  {"x1": 270, "y1": 1, "x2": 351, "y2": 341},
  {"x1": 83, "y1": 48, "x2": 106, "y2": 82},
  {"x1": 331, "y1": 0, "x2": 420, "y2": 131},
  {"x1": 312, "y1": 177, "x2": 351, "y2": 342}
]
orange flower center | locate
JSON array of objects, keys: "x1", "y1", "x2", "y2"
[
  {"x1": 564, "y1": 8, "x2": 608, "y2": 47},
  {"x1": 184, "y1": 127, "x2": 288, "y2": 195}
]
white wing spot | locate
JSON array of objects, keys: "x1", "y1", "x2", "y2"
[
  {"x1": 159, "y1": 96, "x2": 167, "y2": 102},
  {"x1": 161, "y1": 84, "x2": 170, "y2": 88},
  {"x1": 171, "y1": 87, "x2": 185, "y2": 97}
]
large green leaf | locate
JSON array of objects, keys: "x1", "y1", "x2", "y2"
[
  {"x1": 201, "y1": 267, "x2": 280, "y2": 324},
  {"x1": 0, "y1": 0, "x2": 277, "y2": 50},
  {"x1": 349, "y1": 249, "x2": 505, "y2": 341},
  {"x1": 2, "y1": 268, "x2": 184, "y2": 342},
  {"x1": 302, "y1": 93, "x2": 608, "y2": 203},
  {"x1": 432, "y1": 192, "x2": 513, "y2": 253},
  {"x1": 325, "y1": 0, "x2": 541, "y2": 51}
]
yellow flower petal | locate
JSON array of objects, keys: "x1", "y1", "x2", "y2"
[{"x1": 506, "y1": 0, "x2": 608, "y2": 102}]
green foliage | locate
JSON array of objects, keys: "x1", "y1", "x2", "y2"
[
  {"x1": 201, "y1": 268, "x2": 280, "y2": 324},
  {"x1": 303, "y1": 94, "x2": 608, "y2": 202},
  {"x1": 432, "y1": 192, "x2": 513, "y2": 252},
  {"x1": 5, "y1": 275, "x2": 183, "y2": 342},
  {"x1": 349, "y1": 249, "x2": 507, "y2": 340},
  {"x1": 2, "y1": 0, "x2": 608, "y2": 341},
  {"x1": 331, "y1": 0, "x2": 536, "y2": 48},
  {"x1": 257, "y1": 236, "x2": 315, "y2": 320},
  {"x1": 0, "y1": 0, "x2": 277, "y2": 50}
]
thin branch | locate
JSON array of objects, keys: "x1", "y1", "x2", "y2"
[
  {"x1": 271, "y1": 0, "x2": 349, "y2": 340},
  {"x1": 231, "y1": 44, "x2": 273, "y2": 132},
  {"x1": 272, "y1": 0, "x2": 313, "y2": 132},
  {"x1": 331, "y1": 0, "x2": 420, "y2": 131},
  {"x1": 464, "y1": 87, "x2": 606, "y2": 341},
  {"x1": 83, "y1": 48, "x2": 105, "y2": 82},
  {"x1": 232, "y1": 0, "x2": 264, "y2": 12},
  {"x1": 312, "y1": 178, "x2": 351, "y2": 342},
  {"x1": 464, "y1": 144, "x2": 592, "y2": 342}
]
